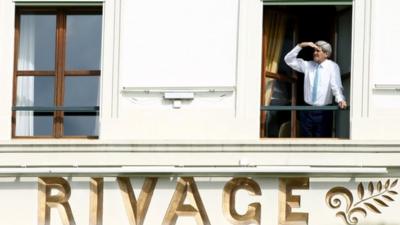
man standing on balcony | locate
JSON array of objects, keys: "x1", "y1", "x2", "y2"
[{"x1": 284, "y1": 41, "x2": 347, "y2": 137}]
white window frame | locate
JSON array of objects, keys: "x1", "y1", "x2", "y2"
[
  {"x1": 13, "y1": 0, "x2": 103, "y2": 6},
  {"x1": 236, "y1": 0, "x2": 372, "y2": 140}
]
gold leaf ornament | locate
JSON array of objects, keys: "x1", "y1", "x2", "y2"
[
  {"x1": 377, "y1": 181, "x2": 382, "y2": 192},
  {"x1": 382, "y1": 195, "x2": 394, "y2": 201},
  {"x1": 373, "y1": 198, "x2": 388, "y2": 207},
  {"x1": 385, "y1": 179, "x2": 390, "y2": 189},
  {"x1": 357, "y1": 183, "x2": 364, "y2": 200},
  {"x1": 363, "y1": 203, "x2": 381, "y2": 214},
  {"x1": 390, "y1": 179, "x2": 398, "y2": 189},
  {"x1": 368, "y1": 182, "x2": 374, "y2": 195},
  {"x1": 326, "y1": 179, "x2": 399, "y2": 225}
]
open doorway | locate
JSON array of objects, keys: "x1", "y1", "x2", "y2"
[{"x1": 260, "y1": 5, "x2": 352, "y2": 138}]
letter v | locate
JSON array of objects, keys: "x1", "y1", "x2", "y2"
[{"x1": 117, "y1": 177, "x2": 158, "y2": 225}]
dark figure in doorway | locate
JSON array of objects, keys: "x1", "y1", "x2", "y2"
[{"x1": 284, "y1": 41, "x2": 347, "y2": 137}]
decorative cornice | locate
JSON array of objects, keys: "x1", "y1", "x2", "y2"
[{"x1": 1, "y1": 140, "x2": 400, "y2": 152}]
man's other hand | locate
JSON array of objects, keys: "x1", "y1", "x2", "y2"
[{"x1": 339, "y1": 100, "x2": 347, "y2": 109}]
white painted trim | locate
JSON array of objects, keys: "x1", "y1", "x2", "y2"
[
  {"x1": 350, "y1": 0, "x2": 373, "y2": 139},
  {"x1": 95, "y1": 0, "x2": 121, "y2": 122},
  {"x1": 111, "y1": 0, "x2": 121, "y2": 118},
  {"x1": 0, "y1": 1, "x2": 15, "y2": 140},
  {"x1": 263, "y1": 2, "x2": 352, "y2": 6},
  {"x1": 14, "y1": 0, "x2": 103, "y2": 1},
  {"x1": 121, "y1": 86, "x2": 236, "y2": 94},
  {"x1": 14, "y1": 0, "x2": 103, "y2": 2},
  {"x1": 2, "y1": 139, "x2": 400, "y2": 167},
  {"x1": 373, "y1": 84, "x2": 400, "y2": 91},
  {"x1": 235, "y1": 0, "x2": 263, "y2": 122},
  {"x1": 14, "y1": 1, "x2": 103, "y2": 6},
  {"x1": 0, "y1": 166, "x2": 388, "y2": 176}
]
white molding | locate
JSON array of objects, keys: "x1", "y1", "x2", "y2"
[
  {"x1": 14, "y1": 0, "x2": 103, "y2": 2},
  {"x1": 112, "y1": 0, "x2": 122, "y2": 118},
  {"x1": 350, "y1": 0, "x2": 373, "y2": 140},
  {"x1": 235, "y1": 0, "x2": 263, "y2": 122},
  {"x1": 99, "y1": 0, "x2": 121, "y2": 124},
  {"x1": 121, "y1": 86, "x2": 235, "y2": 94},
  {"x1": 363, "y1": 0, "x2": 373, "y2": 118},
  {"x1": 13, "y1": 0, "x2": 103, "y2": 6},
  {"x1": 263, "y1": 2, "x2": 352, "y2": 6},
  {"x1": 1, "y1": 139, "x2": 400, "y2": 168},
  {"x1": 0, "y1": 166, "x2": 388, "y2": 176},
  {"x1": 14, "y1": 0, "x2": 103, "y2": 1},
  {"x1": 0, "y1": 1, "x2": 14, "y2": 140},
  {"x1": 373, "y1": 84, "x2": 400, "y2": 91}
]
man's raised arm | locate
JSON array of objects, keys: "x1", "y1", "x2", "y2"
[{"x1": 284, "y1": 42, "x2": 316, "y2": 73}]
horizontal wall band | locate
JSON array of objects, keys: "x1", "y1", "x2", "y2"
[
  {"x1": 121, "y1": 86, "x2": 236, "y2": 94},
  {"x1": 374, "y1": 84, "x2": 400, "y2": 91},
  {"x1": 263, "y1": 0, "x2": 352, "y2": 5},
  {"x1": 14, "y1": 0, "x2": 103, "y2": 6},
  {"x1": 0, "y1": 166, "x2": 387, "y2": 177}
]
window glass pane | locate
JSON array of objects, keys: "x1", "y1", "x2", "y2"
[
  {"x1": 16, "y1": 76, "x2": 55, "y2": 106},
  {"x1": 64, "y1": 113, "x2": 99, "y2": 136},
  {"x1": 64, "y1": 76, "x2": 99, "y2": 106},
  {"x1": 18, "y1": 15, "x2": 56, "y2": 70},
  {"x1": 66, "y1": 15, "x2": 102, "y2": 70},
  {"x1": 15, "y1": 111, "x2": 53, "y2": 136}
]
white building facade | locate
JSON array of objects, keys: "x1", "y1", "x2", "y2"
[{"x1": 0, "y1": 0, "x2": 400, "y2": 224}]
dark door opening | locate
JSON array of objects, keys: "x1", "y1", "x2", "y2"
[{"x1": 260, "y1": 5, "x2": 352, "y2": 138}]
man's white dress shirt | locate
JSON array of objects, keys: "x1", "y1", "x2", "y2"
[{"x1": 284, "y1": 45, "x2": 345, "y2": 106}]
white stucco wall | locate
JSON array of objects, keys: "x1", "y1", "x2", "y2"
[
  {"x1": 1, "y1": 2, "x2": 400, "y2": 224},
  {"x1": 351, "y1": 0, "x2": 400, "y2": 140},
  {"x1": 1, "y1": 177, "x2": 400, "y2": 225},
  {"x1": 0, "y1": 0, "x2": 399, "y2": 140},
  {"x1": 100, "y1": 0, "x2": 262, "y2": 140},
  {"x1": 0, "y1": 0, "x2": 14, "y2": 140}
]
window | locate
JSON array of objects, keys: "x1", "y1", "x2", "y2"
[
  {"x1": 260, "y1": 3, "x2": 352, "y2": 138},
  {"x1": 12, "y1": 7, "x2": 102, "y2": 138}
]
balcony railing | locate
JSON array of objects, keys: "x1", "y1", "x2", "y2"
[
  {"x1": 261, "y1": 105, "x2": 349, "y2": 138},
  {"x1": 12, "y1": 106, "x2": 99, "y2": 113},
  {"x1": 261, "y1": 105, "x2": 346, "y2": 111}
]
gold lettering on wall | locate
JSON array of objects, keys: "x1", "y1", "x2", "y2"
[
  {"x1": 117, "y1": 177, "x2": 158, "y2": 225},
  {"x1": 279, "y1": 177, "x2": 309, "y2": 225},
  {"x1": 222, "y1": 177, "x2": 262, "y2": 225},
  {"x1": 90, "y1": 178, "x2": 103, "y2": 225},
  {"x1": 38, "y1": 177, "x2": 76, "y2": 225},
  {"x1": 162, "y1": 177, "x2": 210, "y2": 225}
]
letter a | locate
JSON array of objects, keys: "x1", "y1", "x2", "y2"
[{"x1": 162, "y1": 177, "x2": 210, "y2": 225}]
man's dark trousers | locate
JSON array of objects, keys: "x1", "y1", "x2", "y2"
[{"x1": 300, "y1": 109, "x2": 333, "y2": 137}]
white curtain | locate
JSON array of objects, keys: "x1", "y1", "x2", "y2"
[{"x1": 16, "y1": 16, "x2": 35, "y2": 136}]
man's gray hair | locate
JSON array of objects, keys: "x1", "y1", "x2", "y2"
[{"x1": 315, "y1": 40, "x2": 332, "y2": 57}]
